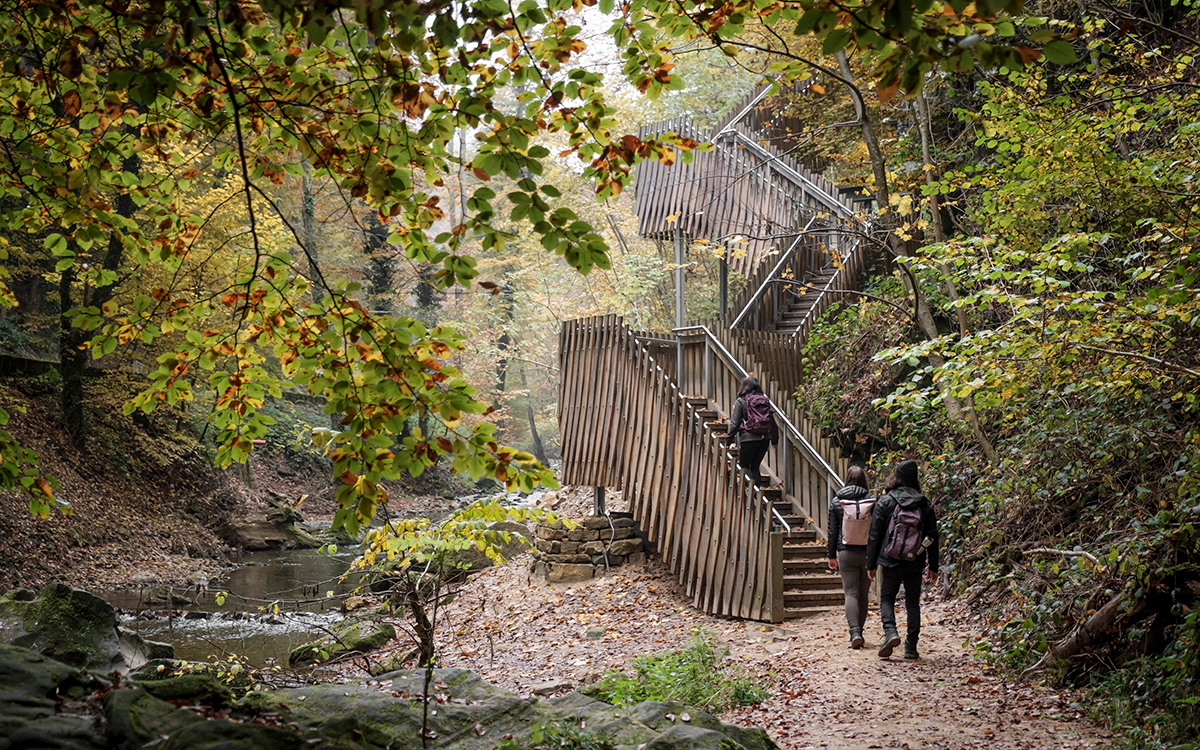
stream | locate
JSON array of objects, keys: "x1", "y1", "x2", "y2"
[
  {"x1": 105, "y1": 546, "x2": 365, "y2": 666},
  {"x1": 102, "y1": 487, "x2": 551, "y2": 666}
]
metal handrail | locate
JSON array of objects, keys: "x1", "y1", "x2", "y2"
[
  {"x1": 728, "y1": 217, "x2": 819, "y2": 330},
  {"x1": 673, "y1": 323, "x2": 845, "y2": 490},
  {"x1": 629, "y1": 330, "x2": 790, "y2": 534}
]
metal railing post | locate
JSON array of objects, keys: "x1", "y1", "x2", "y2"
[{"x1": 781, "y1": 430, "x2": 793, "y2": 492}]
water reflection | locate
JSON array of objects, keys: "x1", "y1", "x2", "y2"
[{"x1": 104, "y1": 547, "x2": 366, "y2": 666}]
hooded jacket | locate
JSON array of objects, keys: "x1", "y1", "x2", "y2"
[
  {"x1": 865, "y1": 485, "x2": 939, "y2": 572},
  {"x1": 727, "y1": 395, "x2": 779, "y2": 446},
  {"x1": 827, "y1": 484, "x2": 873, "y2": 558}
]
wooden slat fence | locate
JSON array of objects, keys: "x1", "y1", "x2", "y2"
[{"x1": 558, "y1": 315, "x2": 786, "y2": 622}]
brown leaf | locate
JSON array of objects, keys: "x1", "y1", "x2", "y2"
[{"x1": 62, "y1": 91, "x2": 81, "y2": 117}]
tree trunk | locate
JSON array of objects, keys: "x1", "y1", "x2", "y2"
[
  {"x1": 915, "y1": 85, "x2": 998, "y2": 463},
  {"x1": 60, "y1": 153, "x2": 138, "y2": 447},
  {"x1": 301, "y1": 157, "x2": 323, "y2": 305},
  {"x1": 516, "y1": 345, "x2": 548, "y2": 464},
  {"x1": 59, "y1": 260, "x2": 87, "y2": 446},
  {"x1": 834, "y1": 54, "x2": 998, "y2": 463}
]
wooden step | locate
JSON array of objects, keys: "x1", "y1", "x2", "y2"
[
  {"x1": 782, "y1": 544, "x2": 826, "y2": 560},
  {"x1": 784, "y1": 590, "x2": 845, "y2": 607},
  {"x1": 784, "y1": 558, "x2": 831, "y2": 575},
  {"x1": 781, "y1": 528, "x2": 817, "y2": 543},
  {"x1": 783, "y1": 574, "x2": 842, "y2": 591},
  {"x1": 697, "y1": 409, "x2": 719, "y2": 422},
  {"x1": 761, "y1": 487, "x2": 782, "y2": 501},
  {"x1": 777, "y1": 515, "x2": 807, "y2": 529}
]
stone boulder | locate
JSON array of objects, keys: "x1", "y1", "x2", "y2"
[
  {"x1": 0, "y1": 644, "x2": 105, "y2": 750},
  {"x1": 0, "y1": 643, "x2": 778, "y2": 750},
  {"x1": 0, "y1": 585, "x2": 173, "y2": 674},
  {"x1": 288, "y1": 617, "x2": 397, "y2": 666},
  {"x1": 231, "y1": 667, "x2": 778, "y2": 750},
  {"x1": 217, "y1": 496, "x2": 322, "y2": 551}
]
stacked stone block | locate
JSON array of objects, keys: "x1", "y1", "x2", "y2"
[{"x1": 530, "y1": 516, "x2": 646, "y2": 582}]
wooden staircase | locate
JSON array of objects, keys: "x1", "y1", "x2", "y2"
[
  {"x1": 703, "y1": 414, "x2": 843, "y2": 617},
  {"x1": 772, "y1": 269, "x2": 837, "y2": 334}
]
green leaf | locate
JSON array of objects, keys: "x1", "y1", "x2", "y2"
[{"x1": 1042, "y1": 40, "x2": 1077, "y2": 65}]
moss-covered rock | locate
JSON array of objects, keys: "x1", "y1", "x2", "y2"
[
  {"x1": 0, "y1": 644, "x2": 105, "y2": 749},
  {"x1": 231, "y1": 667, "x2": 778, "y2": 750},
  {"x1": 0, "y1": 584, "x2": 173, "y2": 674},
  {"x1": 0, "y1": 642, "x2": 777, "y2": 750},
  {"x1": 287, "y1": 617, "x2": 396, "y2": 666},
  {"x1": 159, "y1": 719, "x2": 303, "y2": 750},
  {"x1": 131, "y1": 672, "x2": 237, "y2": 708},
  {"x1": 103, "y1": 686, "x2": 203, "y2": 750}
]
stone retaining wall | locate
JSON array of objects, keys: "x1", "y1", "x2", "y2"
[{"x1": 529, "y1": 516, "x2": 646, "y2": 583}]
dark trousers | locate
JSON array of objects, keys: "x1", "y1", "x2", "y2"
[
  {"x1": 738, "y1": 438, "x2": 770, "y2": 486},
  {"x1": 880, "y1": 561, "x2": 924, "y2": 644}
]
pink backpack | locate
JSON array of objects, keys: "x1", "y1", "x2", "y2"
[{"x1": 839, "y1": 495, "x2": 877, "y2": 546}]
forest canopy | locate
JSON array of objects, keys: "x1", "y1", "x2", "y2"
[{"x1": 0, "y1": 0, "x2": 1145, "y2": 528}]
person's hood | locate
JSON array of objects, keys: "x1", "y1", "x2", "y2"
[
  {"x1": 889, "y1": 484, "x2": 928, "y2": 508},
  {"x1": 835, "y1": 484, "x2": 871, "y2": 501}
]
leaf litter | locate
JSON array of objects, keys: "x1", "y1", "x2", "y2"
[{"x1": 415, "y1": 547, "x2": 1114, "y2": 750}]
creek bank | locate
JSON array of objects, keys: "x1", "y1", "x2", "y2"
[{"x1": 0, "y1": 632, "x2": 778, "y2": 750}]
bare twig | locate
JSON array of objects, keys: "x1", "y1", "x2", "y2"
[{"x1": 1024, "y1": 547, "x2": 1100, "y2": 566}]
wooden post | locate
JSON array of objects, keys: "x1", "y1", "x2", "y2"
[
  {"x1": 719, "y1": 251, "x2": 728, "y2": 319},
  {"x1": 767, "y1": 531, "x2": 785, "y2": 623},
  {"x1": 594, "y1": 486, "x2": 606, "y2": 517},
  {"x1": 781, "y1": 431, "x2": 793, "y2": 497},
  {"x1": 703, "y1": 342, "x2": 712, "y2": 400}
]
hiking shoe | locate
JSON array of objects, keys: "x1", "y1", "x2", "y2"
[
  {"x1": 849, "y1": 629, "x2": 864, "y2": 649},
  {"x1": 904, "y1": 643, "x2": 919, "y2": 660},
  {"x1": 878, "y1": 630, "x2": 901, "y2": 658}
]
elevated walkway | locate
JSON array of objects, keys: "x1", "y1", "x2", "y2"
[{"x1": 558, "y1": 83, "x2": 874, "y2": 621}]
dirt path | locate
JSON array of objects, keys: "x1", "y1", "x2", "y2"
[{"x1": 423, "y1": 554, "x2": 1113, "y2": 750}]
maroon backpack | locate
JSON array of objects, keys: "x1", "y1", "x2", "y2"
[
  {"x1": 743, "y1": 393, "x2": 773, "y2": 435},
  {"x1": 883, "y1": 502, "x2": 925, "y2": 561}
]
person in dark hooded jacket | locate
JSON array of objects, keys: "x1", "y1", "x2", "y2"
[
  {"x1": 866, "y1": 459, "x2": 939, "y2": 660},
  {"x1": 827, "y1": 466, "x2": 876, "y2": 649},
  {"x1": 726, "y1": 375, "x2": 778, "y2": 487}
]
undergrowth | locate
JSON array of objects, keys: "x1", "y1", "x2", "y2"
[
  {"x1": 582, "y1": 630, "x2": 769, "y2": 713},
  {"x1": 496, "y1": 723, "x2": 615, "y2": 750}
]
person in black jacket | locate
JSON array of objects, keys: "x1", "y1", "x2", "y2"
[
  {"x1": 866, "y1": 459, "x2": 939, "y2": 660},
  {"x1": 726, "y1": 375, "x2": 779, "y2": 487},
  {"x1": 827, "y1": 466, "x2": 875, "y2": 649}
]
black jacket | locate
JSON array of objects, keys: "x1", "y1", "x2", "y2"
[
  {"x1": 827, "y1": 485, "x2": 872, "y2": 558},
  {"x1": 865, "y1": 485, "x2": 939, "y2": 572},
  {"x1": 727, "y1": 395, "x2": 779, "y2": 446}
]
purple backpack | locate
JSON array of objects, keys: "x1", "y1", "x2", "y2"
[
  {"x1": 883, "y1": 503, "x2": 925, "y2": 561},
  {"x1": 743, "y1": 393, "x2": 772, "y2": 435}
]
